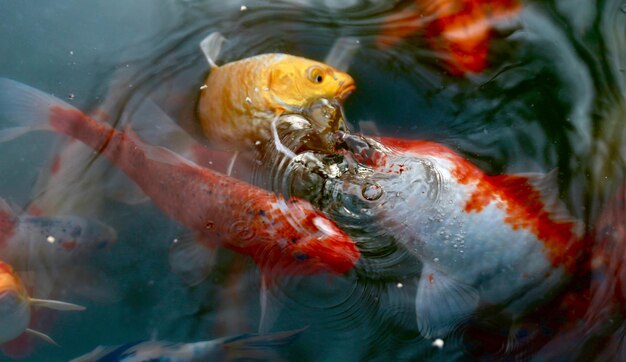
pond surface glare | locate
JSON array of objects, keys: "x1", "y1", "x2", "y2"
[{"x1": 1, "y1": 0, "x2": 626, "y2": 360}]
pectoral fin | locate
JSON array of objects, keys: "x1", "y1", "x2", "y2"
[
  {"x1": 259, "y1": 274, "x2": 284, "y2": 334},
  {"x1": 168, "y1": 234, "x2": 218, "y2": 286},
  {"x1": 25, "y1": 329, "x2": 58, "y2": 346},
  {"x1": 415, "y1": 264, "x2": 479, "y2": 338},
  {"x1": 199, "y1": 32, "x2": 226, "y2": 69},
  {"x1": 29, "y1": 298, "x2": 85, "y2": 311}
]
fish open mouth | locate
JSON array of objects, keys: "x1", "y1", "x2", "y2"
[{"x1": 337, "y1": 83, "x2": 356, "y2": 101}]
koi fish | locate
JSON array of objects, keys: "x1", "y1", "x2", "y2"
[
  {"x1": 376, "y1": 0, "x2": 522, "y2": 75},
  {"x1": 0, "y1": 78, "x2": 360, "y2": 329},
  {"x1": 529, "y1": 182, "x2": 626, "y2": 360},
  {"x1": 197, "y1": 32, "x2": 356, "y2": 154},
  {"x1": 0, "y1": 260, "x2": 85, "y2": 346},
  {"x1": 296, "y1": 133, "x2": 582, "y2": 338},
  {"x1": 0, "y1": 198, "x2": 116, "y2": 271},
  {"x1": 70, "y1": 328, "x2": 304, "y2": 362}
]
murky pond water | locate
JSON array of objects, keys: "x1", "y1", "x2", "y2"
[{"x1": 1, "y1": 0, "x2": 626, "y2": 360}]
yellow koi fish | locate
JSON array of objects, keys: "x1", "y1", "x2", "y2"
[
  {"x1": 0, "y1": 260, "x2": 85, "y2": 346},
  {"x1": 196, "y1": 32, "x2": 356, "y2": 154}
]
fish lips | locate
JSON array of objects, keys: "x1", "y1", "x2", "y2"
[{"x1": 337, "y1": 83, "x2": 356, "y2": 101}]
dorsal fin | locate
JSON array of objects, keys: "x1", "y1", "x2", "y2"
[
  {"x1": 199, "y1": 32, "x2": 227, "y2": 69},
  {"x1": 324, "y1": 37, "x2": 360, "y2": 72}
]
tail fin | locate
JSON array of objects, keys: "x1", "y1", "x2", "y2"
[
  {"x1": 0, "y1": 78, "x2": 67, "y2": 142},
  {"x1": 220, "y1": 328, "x2": 306, "y2": 360}
]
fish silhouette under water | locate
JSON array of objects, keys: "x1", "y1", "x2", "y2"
[
  {"x1": 376, "y1": 0, "x2": 522, "y2": 75},
  {"x1": 0, "y1": 260, "x2": 84, "y2": 348},
  {"x1": 0, "y1": 198, "x2": 117, "y2": 271},
  {"x1": 70, "y1": 328, "x2": 304, "y2": 362}
]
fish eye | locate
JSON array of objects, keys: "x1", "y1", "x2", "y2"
[{"x1": 307, "y1": 67, "x2": 324, "y2": 84}]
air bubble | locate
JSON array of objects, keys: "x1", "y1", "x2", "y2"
[
  {"x1": 362, "y1": 183, "x2": 383, "y2": 201},
  {"x1": 432, "y1": 338, "x2": 444, "y2": 348}
]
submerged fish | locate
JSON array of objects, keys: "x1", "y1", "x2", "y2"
[
  {"x1": 376, "y1": 0, "x2": 522, "y2": 75},
  {"x1": 197, "y1": 32, "x2": 356, "y2": 154},
  {"x1": 0, "y1": 260, "x2": 84, "y2": 346},
  {"x1": 0, "y1": 79, "x2": 360, "y2": 321},
  {"x1": 0, "y1": 198, "x2": 117, "y2": 270},
  {"x1": 71, "y1": 328, "x2": 304, "y2": 362},
  {"x1": 294, "y1": 134, "x2": 583, "y2": 338}
]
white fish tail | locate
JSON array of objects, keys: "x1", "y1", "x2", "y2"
[{"x1": 0, "y1": 78, "x2": 73, "y2": 141}]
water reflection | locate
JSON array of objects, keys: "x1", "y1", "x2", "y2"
[{"x1": 1, "y1": 0, "x2": 626, "y2": 360}]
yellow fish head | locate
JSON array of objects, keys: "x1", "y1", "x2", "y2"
[
  {"x1": 268, "y1": 55, "x2": 355, "y2": 111},
  {"x1": 0, "y1": 262, "x2": 28, "y2": 302}
]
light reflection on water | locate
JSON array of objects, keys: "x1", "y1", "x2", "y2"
[{"x1": 1, "y1": 0, "x2": 626, "y2": 360}]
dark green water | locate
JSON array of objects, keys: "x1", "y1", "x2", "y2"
[{"x1": 1, "y1": 0, "x2": 626, "y2": 360}]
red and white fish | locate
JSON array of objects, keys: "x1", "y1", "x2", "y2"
[
  {"x1": 306, "y1": 133, "x2": 583, "y2": 338},
  {"x1": 376, "y1": 0, "x2": 522, "y2": 75},
  {"x1": 0, "y1": 78, "x2": 360, "y2": 330},
  {"x1": 527, "y1": 182, "x2": 626, "y2": 360},
  {"x1": 0, "y1": 260, "x2": 84, "y2": 347}
]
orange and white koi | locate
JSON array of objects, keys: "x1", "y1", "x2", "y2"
[
  {"x1": 197, "y1": 32, "x2": 356, "y2": 154},
  {"x1": 0, "y1": 260, "x2": 84, "y2": 346},
  {"x1": 302, "y1": 133, "x2": 583, "y2": 338},
  {"x1": 0, "y1": 79, "x2": 360, "y2": 307},
  {"x1": 376, "y1": 0, "x2": 522, "y2": 75}
]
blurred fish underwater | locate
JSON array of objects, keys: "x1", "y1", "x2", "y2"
[{"x1": 1, "y1": 0, "x2": 626, "y2": 360}]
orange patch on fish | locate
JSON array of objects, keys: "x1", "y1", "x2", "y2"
[
  {"x1": 376, "y1": 0, "x2": 522, "y2": 75},
  {"x1": 61, "y1": 240, "x2": 77, "y2": 251},
  {"x1": 449, "y1": 161, "x2": 579, "y2": 272},
  {"x1": 376, "y1": 137, "x2": 580, "y2": 272},
  {"x1": 50, "y1": 155, "x2": 61, "y2": 176}
]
